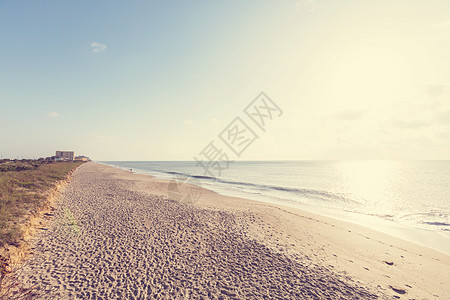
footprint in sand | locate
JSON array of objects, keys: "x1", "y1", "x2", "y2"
[{"x1": 389, "y1": 285, "x2": 406, "y2": 295}]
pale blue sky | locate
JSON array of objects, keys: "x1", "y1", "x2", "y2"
[{"x1": 1, "y1": 1, "x2": 450, "y2": 160}]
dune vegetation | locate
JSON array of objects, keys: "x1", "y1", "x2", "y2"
[{"x1": 0, "y1": 160, "x2": 83, "y2": 248}]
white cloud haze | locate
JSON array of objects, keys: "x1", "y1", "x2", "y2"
[
  {"x1": 46, "y1": 111, "x2": 60, "y2": 118},
  {"x1": 90, "y1": 41, "x2": 108, "y2": 53}
]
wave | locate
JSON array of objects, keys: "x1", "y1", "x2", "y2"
[{"x1": 152, "y1": 169, "x2": 360, "y2": 205}]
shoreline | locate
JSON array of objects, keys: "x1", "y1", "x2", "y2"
[
  {"x1": 102, "y1": 162, "x2": 450, "y2": 257},
  {"x1": 20, "y1": 162, "x2": 450, "y2": 298},
  {"x1": 103, "y1": 162, "x2": 450, "y2": 299},
  {"x1": 207, "y1": 187, "x2": 450, "y2": 256}
]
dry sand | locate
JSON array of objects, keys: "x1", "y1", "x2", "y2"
[{"x1": 19, "y1": 162, "x2": 450, "y2": 299}]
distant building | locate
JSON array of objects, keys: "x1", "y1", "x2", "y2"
[
  {"x1": 55, "y1": 151, "x2": 74, "y2": 161},
  {"x1": 74, "y1": 155, "x2": 90, "y2": 162},
  {"x1": 45, "y1": 156, "x2": 62, "y2": 162}
]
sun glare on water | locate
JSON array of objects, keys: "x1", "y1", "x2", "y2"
[{"x1": 335, "y1": 161, "x2": 397, "y2": 214}]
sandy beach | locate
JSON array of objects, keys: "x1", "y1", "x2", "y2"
[{"x1": 19, "y1": 162, "x2": 450, "y2": 299}]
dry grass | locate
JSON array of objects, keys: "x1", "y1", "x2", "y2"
[
  {"x1": 0, "y1": 160, "x2": 83, "y2": 248},
  {"x1": 1, "y1": 254, "x2": 40, "y2": 300}
]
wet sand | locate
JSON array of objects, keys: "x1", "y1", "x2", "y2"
[{"x1": 20, "y1": 162, "x2": 450, "y2": 299}]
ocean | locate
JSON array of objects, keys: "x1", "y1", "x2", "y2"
[{"x1": 102, "y1": 160, "x2": 450, "y2": 251}]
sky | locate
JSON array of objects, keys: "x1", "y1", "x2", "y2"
[{"x1": 1, "y1": 0, "x2": 450, "y2": 161}]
